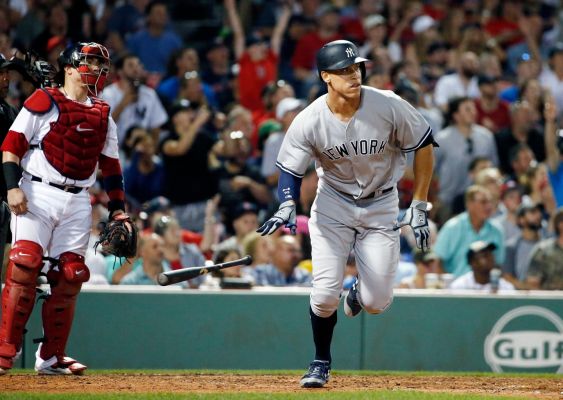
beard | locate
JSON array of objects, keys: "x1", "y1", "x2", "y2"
[
  {"x1": 461, "y1": 68, "x2": 476, "y2": 79},
  {"x1": 526, "y1": 223, "x2": 543, "y2": 231}
]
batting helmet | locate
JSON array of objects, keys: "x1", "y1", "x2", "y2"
[
  {"x1": 316, "y1": 40, "x2": 368, "y2": 80},
  {"x1": 58, "y1": 42, "x2": 110, "y2": 96}
]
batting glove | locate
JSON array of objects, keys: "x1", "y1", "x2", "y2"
[
  {"x1": 394, "y1": 200, "x2": 430, "y2": 252},
  {"x1": 257, "y1": 200, "x2": 297, "y2": 236}
]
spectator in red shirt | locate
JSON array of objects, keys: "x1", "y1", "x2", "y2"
[
  {"x1": 474, "y1": 75, "x2": 511, "y2": 134},
  {"x1": 483, "y1": 0, "x2": 524, "y2": 49},
  {"x1": 225, "y1": 0, "x2": 292, "y2": 113},
  {"x1": 291, "y1": 4, "x2": 342, "y2": 97}
]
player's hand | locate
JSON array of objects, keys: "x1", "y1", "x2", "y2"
[
  {"x1": 393, "y1": 200, "x2": 430, "y2": 252},
  {"x1": 257, "y1": 200, "x2": 296, "y2": 235},
  {"x1": 7, "y1": 188, "x2": 28, "y2": 215}
]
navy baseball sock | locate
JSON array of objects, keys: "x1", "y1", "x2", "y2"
[{"x1": 309, "y1": 306, "x2": 337, "y2": 364}]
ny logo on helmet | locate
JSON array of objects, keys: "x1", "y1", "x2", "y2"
[{"x1": 345, "y1": 47, "x2": 355, "y2": 58}]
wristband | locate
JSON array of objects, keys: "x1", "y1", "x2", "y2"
[
  {"x1": 410, "y1": 200, "x2": 428, "y2": 211},
  {"x1": 3, "y1": 162, "x2": 22, "y2": 190}
]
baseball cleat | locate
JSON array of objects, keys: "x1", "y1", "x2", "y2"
[
  {"x1": 344, "y1": 279, "x2": 363, "y2": 317},
  {"x1": 0, "y1": 367, "x2": 7, "y2": 376},
  {"x1": 300, "y1": 360, "x2": 331, "y2": 388},
  {"x1": 58, "y1": 355, "x2": 87, "y2": 375},
  {"x1": 35, "y1": 348, "x2": 72, "y2": 375}
]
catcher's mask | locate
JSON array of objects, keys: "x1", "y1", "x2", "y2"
[{"x1": 58, "y1": 42, "x2": 110, "y2": 97}]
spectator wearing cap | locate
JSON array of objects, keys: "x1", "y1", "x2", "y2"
[
  {"x1": 261, "y1": 97, "x2": 304, "y2": 190},
  {"x1": 407, "y1": 14, "x2": 441, "y2": 67},
  {"x1": 420, "y1": 41, "x2": 450, "y2": 92},
  {"x1": 160, "y1": 100, "x2": 216, "y2": 233},
  {"x1": 123, "y1": 126, "x2": 164, "y2": 207},
  {"x1": 449, "y1": 241, "x2": 515, "y2": 291},
  {"x1": 398, "y1": 250, "x2": 442, "y2": 289},
  {"x1": 29, "y1": 4, "x2": 67, "y2": 58},
  {"x1": 494, "y1": 100, "x2": 546, "y2": 176},
  {"x1": 492, "y1": 179, "x2": 523, "y2": 243},
  {"x1": 539, "y1": 43, "x2": 563, "y2": 119},
  {"x1": 200, "y1": 38, "x2": 236, "y2": 110},
  {"x1": 157, "y1": 48, "x2": 217, "y2": 110},
  {"x1": 253, "y1": 80, "x2": 295, "y2": 147},
  {"x1": 213, "y1": 130, "x2": 271, "y2": 210},
  {"x1": 474, "y1": 75, "x2": 511, "y2": 134},
  {"x1": 101, "y1": 53, "x2": 168, "y2": 144},
  {"x1": 434, "y1": 185, "x2": 505, "y2": 278},
  {"x1": 225, "y1": 0, "x2": 292, "y2": 114},
  {"x1": 503, "y1": 203, "x2": 544, "y2": 289},
  {"x1": 253, "y1": 235, "x2": 311, "y2": 287},
  {"x1": 126, "y1": 1, "x2": 182, "y2": 79},
  {"x1": 433, "y1": 51, "x2": 481, "y2": 112},
  {"x1": 526, "y1": 207, "x2": 563, "y2": 290},
  {"x1": 359, "y1": 14, "x2": 401, "y2": 64},
  {"x1": 434, "y1": 97, "x2": 499, "y2": 217},
  {"x1": 500, "y1": 53, "x2": 541, "y2": 104},
  {"x1": 290, "y1": 4, "x2": 342, "y2": 98},
  {"x1": 544, "y1": 100, "x2": 563, "y2": 208},
  {"x1": 213, "y1": 201, "x2": 259, "y2": 257}
]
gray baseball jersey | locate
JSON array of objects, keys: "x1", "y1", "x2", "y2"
[
  {"x1": 275, "y1": 86, "x2": 432, "y2": 318},
  {"x1": 276, "y1": 86, "x2": 432, "y2": 199}
]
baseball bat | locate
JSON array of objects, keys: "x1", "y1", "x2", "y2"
[{"x1": 157, "y1": 255, "x2": 253, "y2": 286}]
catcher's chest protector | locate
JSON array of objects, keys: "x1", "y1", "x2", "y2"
[{"x1": 39, "y1": 88, "x2": 110, "y2": 180}]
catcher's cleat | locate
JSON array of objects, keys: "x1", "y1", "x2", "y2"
[
  {"x1": 0, "y1": 366, "x2": 7, "y2": 376},
  {"x1": 58, "y1": 355, "x2": 87, "y2": 375},
  {"x1": 344, "y1": 278, "x2": 363, "y2": 317},
  {"x1": 35, "y1": 349, "x2": 72, "y2": 375},
  {"x1": 300, "y1": 360, "x2": 331, "y2": 388}
]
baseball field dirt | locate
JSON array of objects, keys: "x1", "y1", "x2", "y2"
[{"x1": 1, "y1": 373, "x2": 562, "y2": 399}]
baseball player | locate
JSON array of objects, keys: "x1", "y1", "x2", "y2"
[
  {"x1": 258, "y1": 40, "x2": 435, "y2": 388},
  {"x1": 0, "y1": 42, "x2": 129, "y2": 375}
]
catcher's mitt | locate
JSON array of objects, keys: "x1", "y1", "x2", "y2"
[{"x1": 95, "y1": 214, "x2": 138, "y2": 258}]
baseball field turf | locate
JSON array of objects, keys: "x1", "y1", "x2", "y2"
[{"x1": 1, "y1": 370, "x2": 561, "y2": 399}]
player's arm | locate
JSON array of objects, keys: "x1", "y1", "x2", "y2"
[
  {"x1": 412, "y1": 143, "x2": 434, "y2": 202},
  {"x1": 2, "y1": 151, "x2": 27, "y2": 215},
  {"x1": 99, "y1": 117, "x2": 126, "y2": 218},
  {"x1": 257, "y1": 169, "x2": 302, "y2": 236}
]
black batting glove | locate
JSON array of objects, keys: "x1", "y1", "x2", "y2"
[{"x1": 257, "y1": 200, "x2": 297, "y2": 236}]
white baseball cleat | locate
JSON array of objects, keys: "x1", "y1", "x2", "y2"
[
  {"x1": 0, "y1": 366, "x2": 7, "y2": 376},
  {"x1": 35, "y1": 348, "x2": 72, "y2": 376}
]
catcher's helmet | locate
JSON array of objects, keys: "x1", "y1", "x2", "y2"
[
  {"x1": 58, "y1": 42, "x2": 110, "y2": 96},
  {"x1": 316, "y1": 40, "x2": 368, "y2": 80}
]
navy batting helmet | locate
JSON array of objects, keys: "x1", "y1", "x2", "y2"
[{"x1": 316, "y1": 40, "x2": 368, "y2": 80}]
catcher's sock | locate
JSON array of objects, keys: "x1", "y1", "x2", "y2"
[{"x1": 309, "y1": 307, "x2": 337, "y2": 363}]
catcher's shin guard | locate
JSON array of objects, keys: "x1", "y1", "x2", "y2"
[
  {"x1": 0, "y1": 241, "x2": 44, "y2": 369},
  {"x1": 40, "y1": 253, "x2": 89, "y2": 365}
]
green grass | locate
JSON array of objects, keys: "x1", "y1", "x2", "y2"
[{"x1": 0, "y1": 393, "x2": 531, "y2": 400}]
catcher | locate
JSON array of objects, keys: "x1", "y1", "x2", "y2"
[{"x1": 0, "y1": 42, "x2": 136, "y2": 376}]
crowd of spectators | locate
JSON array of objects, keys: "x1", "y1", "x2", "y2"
[{"x1": 1, "y1": 0, "x2": 562, "y2": 291}]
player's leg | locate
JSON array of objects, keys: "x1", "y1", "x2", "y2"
[
  {"x1": 344, "y1": 193, "x2": 400, "y2": 317},
  {"x1": 37, "y1": 191, "x2": 91, "y2": 375},
  {"x1": 0, "y1": 180, "x2": 54, "y2": 373},
  {"x1": 301, "y1": 193, "x2": 355, "y2": 388},
  {"x1": 351, "y1": 227, "x2": 400, "y2": 315}
]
